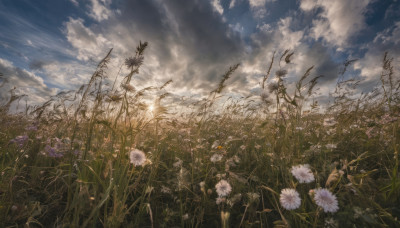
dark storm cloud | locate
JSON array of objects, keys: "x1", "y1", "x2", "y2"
[
  {"x1": 301, "y1": 43, "x2": 340, "y2": 84},
  {"x1": 114, "y1": 0, "x2": 245, "y2": 91}
]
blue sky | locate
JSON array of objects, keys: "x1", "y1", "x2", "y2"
[{"x1": 0, "y1": 0, "x2": 399, "y2": 106}]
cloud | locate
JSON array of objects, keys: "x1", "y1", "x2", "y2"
[
  {"x1": 64, "y1": 17, "x2": 112, "y2": 61},
  {"x1": 87, "y1": 0, "x2": 113, "y2": 22},
  {"x1": 248, "y1": 0, "x2": 267, "y2": 18},
  {"x1": 229, "y1": 0, "x2": 236, "y2": 9},
  {"x1": 0, "y1": 58, "x2": 56, "y2": 104},
  {"x1": 68, "y1": 0, "x2": 245, "y2": 96},
  {"x1": 69, "y1": 0, "x2": 79, "y2": 7},
  {"x1": 300, "y1": 0, "x2": 371, "y2": 48},
  {"x1": 211, "y1": 0, "x2": 224, "y2": 15},
  {"x1": 373, "y1": 21, "x2": 400, "y2": 46},
  {"x1": 1, "y1": 0, "x2": 396, "y2": 109},
  {"x1": 29, "y1": 59, "x2": 51, "y2": 70},
  {"x1": 353, "y1": 21, "x2": 400, "y2": 92}
]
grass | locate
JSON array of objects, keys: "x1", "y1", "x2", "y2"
[{"x1": 0, "y1": 43, "x2": 399, "y2": 227}]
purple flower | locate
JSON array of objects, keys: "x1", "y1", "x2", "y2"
[
  {"x1": 72, "y1": 149, "x2": 81, "y2": 155},
  {"x1": 25, "y1": 125, "x2": 38, "y2": 131},
  {"x1": 45, "y1": 145, "x2": 63, "y2": 158},
  {"x1": 10, "y1": 135, "x2": 29, "y2": 148}
]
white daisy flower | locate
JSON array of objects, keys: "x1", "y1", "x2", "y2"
[
  {"x1": 210, "y1": 154, "x2": 223, "y2": 163},
  {"x1": 129, "y1": 149, "x2": 146, "y2": 167},
  {"x1": 291, "y1": 164, "x2": 315, "y2": 183},
  {"x1": 215, "y1": 180, "x2": 232, "y2": 197},
  {"x1": 279, "y1": 188, "x2": 301, "y2": 210},
  {"x1": 314, "y1": 188, "x2": 339, "y2": 213}
]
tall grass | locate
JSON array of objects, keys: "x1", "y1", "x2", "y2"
[{"x1": 0, "y1": 43, "x2": 399, "y2": 227}]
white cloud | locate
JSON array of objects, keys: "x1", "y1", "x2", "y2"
[
  {"x1": 211, "y1": 0, "x2": 224, "y2": 15},
  {"x1": 249, "y1": 0, "x2": 267, "y2": 7},
  {"x1": 276, "y1": 17, "x2": 304, "y2": 50},
  {"x1": 87, "y1": 0, "x2": 112, "y2": 22},
  {"x1": 64, "y1": 17, "x2": 112, "y2": 61},
  {"x1": 0, "y1": 58, "x2": 56, "y2": 105},
  {"x1": 247, "y1": 0, "x2": 276, "y2": 19},
  {"x1": 373, "y1": 21, "x2": 400, "y2": 45},
  {"x1": 353, "y1": 21, "x2": 400, "y2": 86},
  {"x1": 69, "y1": 0, "x2": 79, "y2": 7},
  {"x1": 299, "y1": 0, "x2": 316, "y2": 11},
  {"x1": 229, "y1": 0, "x2": 236, "y2": 9},
  {"x1": 300, "y1": 0, "x2": 371, "y2": 48}
]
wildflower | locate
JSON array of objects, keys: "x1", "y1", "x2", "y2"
[
  {"x1": 313, "y1": 188, "x2": 339, "y2": 213},
  {"x1": 199, "y1": 181, "x2": 206, "y2": 193},
  {"x1": 45, "y1": 145, "x2": 63, "y2": 158},
  {"x1": 216, "y1": 197, "x2": 226, "y2": 205},
  {"x1": 291, "y1": 164, "x2": 315, "y2": 183},
  {"x1": 326, "y1": 144, "x2": 337, "y2": 149},
  {"x1": 10, "y1": 135, "x2": 29, "y2": 148},
  {"x1": 199, "y1": 181, "x2": 205, "y2": 188},
  {"x1": 129, "y1": 149, "x2": 146, "y2": 167},
  {"x1": 161, "y1": 186, "x2": 172, "y2": 194},
  {"x1": 279, "y1": 188, "x2": 301, "y2": 210},
  {"x1": 268, "y1": 83, "x2": 279, "y2": 93},
  {"x1": 210, "y1": 154, "x2": 223, "y2": 163},
  {"x1": 121, "y1": 83, "x2": 135, "y2": 92},
  {"x1": 25, "y1": 125, "x2": 38, "y2": 131},
  {"x1": 212, "y1": 140, "x2": 220, "y2": 149},
  {"x1": 233, "y1": 155, "x2": 240, "y2": 163},
  {"x1": 323, "y1": 117, "x2": 336, "y2": 127},
  {"x1": 275, "y1": 69, "x2": 288, "y2": 77},
  {"x1": 125, "y1": 56, "x2": 144, "y2": 68},
  {"x1": 215, "y1": 180, "x2": 232, "y2": 197}
]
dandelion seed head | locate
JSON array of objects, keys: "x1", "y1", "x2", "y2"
[
  {"x1": 276, "y1": 69, "x2": 288, "y2": 77},
  {"x1": 268, "y1": 83, "x2": 279, "y2": 93},
  {"x1": 279, "y1": 188, "x2": 301, "y2": 210},
  {"x1": 291, "y1": 164, "x2": 315, "y2": 183},
  {"x1": 125, "y1": 56, "x2": 144, "y2": 68},
  {"x1": 215, "y1": 180, "x2": 232, "y2": 197},
  {"x1": 314, "y1": 188, "x2": 339, "y2": 213},
  {"x1": 129, "y1": 149, "x2": 146, "y2": 167}
]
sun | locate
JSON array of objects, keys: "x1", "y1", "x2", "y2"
[{"x1": 148, "y1": 104, "x2": 154, "y2": 112}]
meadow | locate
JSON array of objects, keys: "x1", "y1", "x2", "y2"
[{"x1": 0, "y1": 42, "x2": 399, "y2": 227}]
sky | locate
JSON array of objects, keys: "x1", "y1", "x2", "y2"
[{"x1": 0, "y1": 0, "x2": 399, "y2": 109}]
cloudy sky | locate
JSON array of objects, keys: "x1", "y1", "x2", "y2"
[{"x1": 0, "y1": 0, "x2": 399, "y2": 107}]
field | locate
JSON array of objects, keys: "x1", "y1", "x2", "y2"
[{"x1": 1, "y1": 43, "x2": 399, "y2": 227}]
